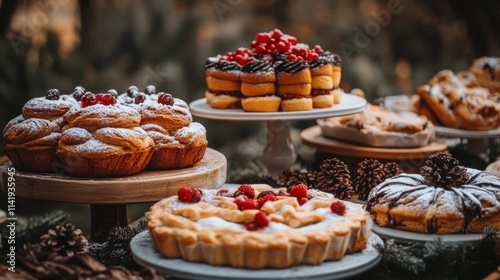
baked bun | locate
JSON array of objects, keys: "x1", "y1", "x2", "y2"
[
  {"x1": 469, "y1": 57, "x2": 500, "y2": 95},
  {"x1": 3, "y1": 89, "x2": 78, "y2": 172},
  {"x1": 132, "y1": 91, "x2": 208, "y2": 169},
  {"x1": 3, "y1": 116, "x2": 61, "y2": 172},
  {"x1": 366, "y1": 153, "x2": 500, "y2": 234},
  {"x1": 57, "y1": 100, "x2": 155, "y2": 177},
  {"x1": 147, "y1": 184, "x2": 372, "y2": 269},
  {"x1": 280, "y1": 96, "x2": 313, "y2": 111},
  {"x1": 417, "y1": 68, "x2": 500, "y2": 130},
  {"x1": 144, "y1": 122, "x2": 208, "y2": 169}
]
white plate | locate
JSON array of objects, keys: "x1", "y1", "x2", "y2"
[
  {"x1": 189, "y1": 94, "x2": 366, "y2": 121},
  {"x1": 435, "y1": 126, "x2": 500, "y2": 139},
  {"x1": 372, "y1": 224, "x2": 483, "y2": 243},
  {"x1": 131, "y1": 231, "x2": 383, "y2": 280}
]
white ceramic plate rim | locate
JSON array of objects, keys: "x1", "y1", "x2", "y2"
[
  {"x1": 131, "y1": 231, "x2": 383, "y2": 280},
  {"x1": 189, "y1": 94, "x2": 366, "y2": 121},
  {"x1": 372, "y1": 224, "x2": 483, "y2": 243},
  {"x1": 434, "y1": 126, "x2": 500, "y2": 139}
]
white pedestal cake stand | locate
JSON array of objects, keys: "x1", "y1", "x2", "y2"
[
  {"x1": 189, "y1": 94, "x2": 366, "y2": 177},
  {"x1": 435, "y1": 126, "x2": 500, "y2": 158}
]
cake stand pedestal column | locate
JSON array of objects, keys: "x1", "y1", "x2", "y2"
[{"x1": 262, "y1": 120, "x2": 297, "y2": 177}]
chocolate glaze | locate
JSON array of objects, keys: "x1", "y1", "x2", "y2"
[
  {"x1": 274, "y1": 60, "x2": 307, "y2": 73},
  {"x1": 205, "y1": 59, "x2": 241, "y2": 71},
  {"x1": 242, "y1": 61, "x2": 274, "y2": 73},
  {"x1": 308, "y1": 51, "x2": 342, "y2": 68},
  {"x1": 365, "y1": 171, "x2": 500, "y2": 233}
]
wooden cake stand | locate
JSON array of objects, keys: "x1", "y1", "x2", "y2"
[
  {"x1": 190, "y1": 94, "x2": 366, "y2": 177},
  {"x1": 301, "y1": 126, "x2": 448, "y2": 173},
  {"x1": 0, "y1": 148, "x2": 227, "y2": 240}
]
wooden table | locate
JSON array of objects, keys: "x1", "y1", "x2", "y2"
[{"x1": 0, "y1": 148, "x2": 227, "y2": 241}]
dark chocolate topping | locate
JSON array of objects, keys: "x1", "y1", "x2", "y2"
[
  {"x1": 242, "y1": 61, "x2": 274, "y2": 73},
  {"x1": 205, "y1": 58, "x2": 241, "y2": 71},
  {"x1": 274, "y1": 60, "x2": 307, "y2": 73},
  {"x1": 204, "y1": 57, "x2": 220, "y2": 69}
]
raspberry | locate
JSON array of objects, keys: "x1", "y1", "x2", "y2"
[
  {"x1": 306, "y1": 52, "x2": 319, "y2": 62},
  {"x1": 81, "y1": 92, "x2": 97, "y2": 107},
  {"x1": 236, "y1": 184, "x2": 255, "y2": 198},
  {"x1": 289, "y1": 184, "x2": 308, "y2": 198},
  {"x1": 177, "y1": 187, "x2": 194, "y2": 202},
  {"x1": 257, "y1": 193, "x2": 277, "y2": 208},
  {"x1": 233, "y1": 195, "x2": 246, "y2": 209},
  {"x1": 253, "y1": 211, "x2": 269, "y2": 228},
  {"x1": 238, "y1": 198, "x2": 259, "y2": 211},
  {"x1": 312, "y1": 44, "x2": 323, "y2": 53},
  {"x1": 158, "y1": 92, "x2": 174, "y2": 106},
  {"x1": 46, "y1": 89, "x2": 60, "y2": 100},
  {"x1": 145, "y1": 85, "x2": 156, "y2": 95},
  {"x1": 192, "y1": 189, "x2": 203, "y2": 202},
  {"x1": 246, "y1": 222, "x2": 257, "y2": 231},
  {"x1": 298, "y1": 197, "x2": 308, "y2": 206},
  {"x1": 255, "y1": 32, "x2": 271, "y2": 44},
  {"x1": 330, "y1": 201, "x2": 346, "y2": 215},
  {"x1": 127, "y1": 86, "x2": 139, "y2": 97},
  {"x1": 99, "y1": 93, "x2": 117, "y2": 105},
  {"x1": 257, "y1": 190, "x2": 276, "y2": 199}
]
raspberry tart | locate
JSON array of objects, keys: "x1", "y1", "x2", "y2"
[{"x1": 147, "y1": 184, "x2": 372, "y2": 269}]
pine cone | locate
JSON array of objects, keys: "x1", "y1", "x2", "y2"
[
  {"x1": 420, "y1": 152, "x2": 468, "y2": 189},
  {"x1": 316, "y1": 158, "x2": 354, "y2": 200},
  {"x1": 353, "y1": 159, "x2": 386, "y2": 200},
  {"x1": 297, "y1": 170, "x2": 319, "y2": 188},
  {"x1": 278, "y1": 169, "x2": 303, "y2": 188},
  {"x1": 384, "y1": 162, "x2": 403, "y2": 179},
  {"x1": 39, "y1": 223, "x2": 88, "y2": 257}
]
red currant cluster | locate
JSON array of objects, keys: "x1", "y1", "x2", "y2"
[
  {"x1": 220, "y1": 47, "x2": 256, "y2": 66},
  {"x1": 250, "y1": 29, "x2": 298, "y2": 56},
  {"x1": 285, "y1": 44, "x2": 322, "y2": 62},
  {"x1": 81, "y1": 92, "x2": 117, "y2": 107}
]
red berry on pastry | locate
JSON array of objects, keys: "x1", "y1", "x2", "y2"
[
  {"x1": 246, "y1": 222, "x2": 257, "y2": 231},
  {"x1": 258, "y1": 193, "x2": 277, "y2": 208},
  {"x1": 239, "y1": 198, "x2": 259, "y2": 211},
  {"x1": 134, "y1": 92, "x2": 146, "y2": 104},
  {"x1": 178, "y1": 187, "x2": 195, "y2": 202},
  {"x1": 192, "y1": 189, "x2": 203, "y2": 203},
  {"x1": 306, "y1": 52, "x2": 319, "y2": 61},
  {"x1": 46, "y1": 89, "x2": 60, "y2": 100},
  {"x1": 253, "y1": 211, "x2": 269, "y2": 228},
  {"x1": 289, "y1": 184, "x2": 308, "y2": 199},
  {"x1": 257, "y1": 190, "x2": 276, "y2": 199},
  {"x1": 330, "y1": 201, "x2": 346, "y2": 215},
  {"x1": 127, "y1": 85, "x2": 139, "y2": 97},
  {"x1": 298, "y1": 197, "x2": 308, "y2": 206},
  {"x1": 256, "y1": 32, "x2": 271, "y2": 44},
  {"x1": 100, "y1": 93, "x2": 117, "y2": 105},
  {"x1": 81, "y1": 92, "x2": 97, "y2": 107},
  {"x1": 236, "y1": 184, "x2": 255, "y2": 198},
  {"x1": 145, "y1": 85, "x2": 156, "y2": 95},
  {"x1": 158, "y1": 92, "x2": 174, "y2": 106},
  {"x1": 312, "y1": 45, "x2": 323, "y2": 53},
  {"x1": 271, "y1": 29, "x2": 283, "y2": 40}
]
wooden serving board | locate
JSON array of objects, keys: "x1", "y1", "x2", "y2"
[
  {"x1": 301, "y1": 126, "x2": 448, "y2": 160},
  {"x1": 0, "y1": 148, "x2": 227, "y2": 204}
]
